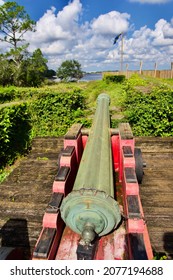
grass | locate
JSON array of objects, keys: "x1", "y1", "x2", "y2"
[
  {"x1": 0, "y1": 157, "x2": 22, "y2": 183},
  {"x1": 44, "y1": 74, "x2": 173, "y2": 110},
  {"x1": 0, "y1": 169, "x2": 11, "y2": 183},
  {"x1": 36, "y1": 156, "x2": 49, "y2": 161},
  {"x1": 38, "y1": 80, "x2": 127, "y2": 124},
  {"x1": 80, "y1": 80, "x2": 126, "y2": 107},
  {"x1": 41, "y1": 79, "x2": 127, "y2": 110},
  {"x1": 0, "y1": 80, "x2": 126, "y2": 110}
]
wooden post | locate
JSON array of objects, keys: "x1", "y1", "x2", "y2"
[
  {"x1": 171, "y1": 62, "x2": 173, "y2": 79},
  {"x1": 139, "y1": 61, "x2": 143, "y2": 75},
  {"x1": 126, "y1": 63, "x2": 129, "y2": 78},
  {"x1": 154, "y1": 62, "x2": 157, "y2": 78}
]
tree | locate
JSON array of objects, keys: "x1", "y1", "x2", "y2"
[
  {"x1": 0, "y1": 1, "x2": 35, "y2": 68},
  {"x1": 0, "y1": 49, "x2": 48, "y2": 87},
  {"x1": 57, "y1": 60, "x2": 83, "y2": 82},
  {"x1": 0, "y1": 2, "x2": 52, "y2": 87},
  {"x1": 0, "y1": 1, "x2": 35, "y2": 50},
  {"x1": 26, "y1": 49, "x2": 48, "y2": 86},
  {"x1": 0, "y1": 55, "x2": 14, "y2": 86},
  {"x1": 44, "y1": 69, "x2": 56, "y2": 79}
]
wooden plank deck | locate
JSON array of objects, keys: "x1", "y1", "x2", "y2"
[
  {"x1": 0, "y1": 137, "x2": 63, "y2": 259},
  {"x1": 136, "y1": 137, "x2": 173, "y2": 259}
]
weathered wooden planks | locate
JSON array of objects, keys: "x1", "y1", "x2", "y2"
[
  {"x1": 0, "y1": 137, "x2": 64, "y2": 259},
  {"x1": 136, "y1": 136, "x2": 173, "y2": 259}
]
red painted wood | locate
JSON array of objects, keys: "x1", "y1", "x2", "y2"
[
  {"x1": 64, "y1": 133, "x2": 83, "y2": 164},
  {"x1": 111, "y1": 135, "x2": 120, "y2": 172},
  {"x1": 119, "y1": 135, "x2": 153, "y2": 259},
  {"x1": 55, "y1": 227, "x2": 79, "y2": 260},
  {"x1": 95, "y1": 226, "x2": 126, "y2": 260},
  {"x1": 42, "y1": 212, "x2": 59, "y2": 228},
  {"x1": 81, "y1": 135, "x2": 88, "y2": 150}
]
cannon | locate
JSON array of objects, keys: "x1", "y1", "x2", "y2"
[
  {"x1": 60, "y1": 93, "x2": 121, "y2": 245},
  {"x1": 32, "y1": 93, "x2": 153, "y2": 260}
]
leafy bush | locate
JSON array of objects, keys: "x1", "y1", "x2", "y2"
[
  {"x1": 29, "y1": 89, "x2": 85, "y2": 136},
  {"x1": 0, "y1": 88, "x2": 87, "y2": 172},
  {"x1": 103, "y1": 74, "x2": 126, "y2": 84},
  {"x1": 126, "y1": 73, "x2": 148, "y2": 87},
  {"x1": 0, "y1": 86, "x2": 41, "y2": 103},
  {"x1": 0, "y1": 87, "x2": 16, "y2": 103},
  {"x1": 125, "y1": 85, "x2": 173, "y2": 136},
  {"x1": 0, "y1": 103, "x2": 31, "y2": 169}
]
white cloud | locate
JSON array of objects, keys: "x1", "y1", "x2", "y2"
[
  {"x1": 25, "y1": 0, "x2": 82, "y2": 47},
  {"x1": 151, "y1": 19, "x2": 173, "y2": 45},
  {"x1": 91, "y1": 11, "x2": 130, "y2": 35},
  {"x1": 129, "y1": 0, "x2": 171, "y2": 4},
  {"x1": 26, "y1": 7, "x2": 70, "y2": 44},
  {"x1": 107, "y1": 18, "x2": 173, "y2": 69},
  {"x1": 23, "y1": 0, "x2": 130, "y2": 71},
  {"x1": 162, "y1": 18, "x2": 173, "y2": 38},
  {"x1": 57, "y1": 0, "x2": 82, "y2": 29},
  {"x1": 0, "y1": 0, "x2": 4, "y2": 5}
]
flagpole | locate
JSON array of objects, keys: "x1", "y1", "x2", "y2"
[
  {"x1": 120, "y1": 33, "x2": 124, "y2": 72},
  {"x1": 113, "y1": 33, "x2": 124, "y2": 72}
]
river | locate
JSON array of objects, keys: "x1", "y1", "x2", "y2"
[{"x1": 80, "y1": 73, "x2": 103, "y2": 81}]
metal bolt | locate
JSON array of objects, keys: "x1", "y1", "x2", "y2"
[{"x1": 81, "y1": 223, "x2": 96, "y2": 245}]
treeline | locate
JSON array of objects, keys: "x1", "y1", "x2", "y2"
[
  {"x1": 0, "y1": 1, "x2": 56, "y2": 87},
  {"x1": 0, "y1": 49, "x2": 56, "y2": 87}
]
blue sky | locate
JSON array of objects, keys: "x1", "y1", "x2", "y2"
[{"x1": 0, "y1": 0, "x2": 173, "y2": 71}]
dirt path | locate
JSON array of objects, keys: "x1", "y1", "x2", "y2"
[{"x1": 0, "y1": 101, "x2": 25, "y2": 109}]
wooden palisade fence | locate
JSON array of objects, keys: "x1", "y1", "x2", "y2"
[{"x1": 103, "y1": 69, "x2": 173, "y2": 79}]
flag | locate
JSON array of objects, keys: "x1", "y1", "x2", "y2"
[{"x1": 113, "y1": 33, "x2": 122, "y2": 45}]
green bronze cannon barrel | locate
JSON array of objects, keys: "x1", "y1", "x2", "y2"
[{"x1": 60, "y1": 93, "x2": 121, "y2": 244}]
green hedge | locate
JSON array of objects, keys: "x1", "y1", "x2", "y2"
[
  {"x1": 0, "y1": 87, "x2": 16, "y2": 104},
  {"x1": 125, "y1": 85, "x2": 173, "y2": 136},
  {"x1": 0, "y1": 89, "x2": 86, "y2": 170},
  {"x1": 103, "y1": 74, "x2": 126, "y2": 84},
  {"x1": 0, "y1": 86, "x2": 41, "y2": 104},
  {"x1": 29, "y1": 89, "x2": 85, "y2": 137},
  {"x1": 0, "y1": 103, "x2": 31, "y2": 169}
]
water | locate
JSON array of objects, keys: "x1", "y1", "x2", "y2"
[
  {"x1": 80, "y1": 72, "x2": 102, "y2": 81},
  {"x1": 53, "y1": 72, "x2": 103, "y2": 82}
]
